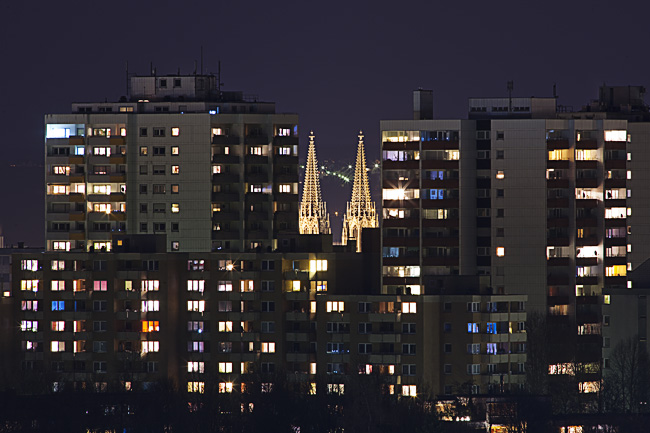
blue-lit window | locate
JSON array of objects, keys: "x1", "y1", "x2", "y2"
[
  {"x1": 429, "y1": 189, "x2": 445, "y2": 200},
  {"x1": 467, "y1": 323, "x2": 479, "y2": 333},
  {"x1": 74, "y1": 146, "x2": 85, "y2": 156},
  {"x1": 486, "y1": 322, "x2": 497, "y2": 334},
  {"x1": 428, "y1": 170, "x2": 445, "y2": 180},
  {"x1": 51, "y1": 301, "x2": 65, "y2": 311}
]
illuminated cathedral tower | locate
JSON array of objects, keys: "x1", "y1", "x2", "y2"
[
  {"x1": 342, "y1": 131, "x2": 378, "y2": 251},
  {"x1": 299, "y1": 132, "x2": 331, "y2": 234}
]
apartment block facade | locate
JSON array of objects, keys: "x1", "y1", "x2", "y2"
[
  {"x1": 45, "y1": 74, "x2": 299, "y2": 254},
  {"x1": 380, "y1": 87, "x2": 650, "y2": 390},
  {"x1": 5, "y1": 233, "x2": 526, "y2": 397}
]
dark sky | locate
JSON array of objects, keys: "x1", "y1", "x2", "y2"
[{"x1": 1, "y1": 0, "x2": 649, "y2": 246}]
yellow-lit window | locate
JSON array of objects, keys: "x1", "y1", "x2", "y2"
[
  {"x1": 141, "y1": 321, "x2": 160, "y2": 333},
  {"x1": 548, "y1": 149, "x2": 571, "y2": 160},
  {"x1": 261, "y1": 342, "x2": 276, "y2": 353},
  {"x1": 402, "y1": 302, "x2": 417, "y2": 314},
  {"x1": 92, "y1": 184, "x2": 111, "y2": 194},
  {"x1": 124, "y1": 281, "x2": 133, "y2": 291},
  {"x1": 51, "y1": 321, "x2": 65, "y2": 332},
  {"x1": 496, "y1": 247, "x2": 505, "y2": 257},
  {"x1": 327, "y1": 384, "x2": 345, "y2": 395},
  {"x1": 310, "y1": 301, "x2": 317, "y2": 313},
  {"x1": 292, "y1": 281, "x2": 301, "y2": 292},
  {"x1": 311, "y1": 281, "x2": 328, "y2": 292},
  {"x1": 219, "y1": 321, "x2": 233, "y2": 332},
  {"x1": 495, "y1": 171, "x2": 505, "y2": 179},
  {"x1": 21, "y1": 280, "x2": 39, "y2": 292},
  {"x1": 240, "y1": 280, "x2": 254, "y2": 292},
  {"x1": 279, "y1": 184, "x2": 291, "y2": 193},
  {"x1": 310, "y1": 363, "x2": 317, "y2": 374},
  {"x1": 310, "y1": 259, "x2": 328, "y2": 272},
  {"x1": 52, "y1": 166, "x2": 70, "y2": 176},
  {"x1": 171, "y1": 203, "x2": 180, "y2": 213},
  {"x1": 51, "y1": 281, "x2": 65, "y2": 291},
  {"x1": 141, "y1": 341, "x2": 160, "y2": 353},
  {"x1": 188, "y1": 361, "x2": 205, "y2": 373},
  {"x1": 52, "y1": 241, "x2": 70, "y2": 251},
  {"x1": 51, "y1": 341, "x2": 65, "y2": 352},
  {"x1": 120, "y1": 127, "x2": 127, "y2": 136},
  {"x1": 605, "y1": 265, "x2": 626, "y2": 277},
  {"x1": 603, "y1": 295, "x2": 611, "y2": 305},
  {"x1": 93, "y1": 203, "x2": 112, "y2": 213},
  {"x1": 49, "y1": 185, "x2": 69, "y2": 195},
  {"x1": 188, "y1": 381, "x2": 205, "y2": 393},
  {"x1": 402, "y1": 385, "x2": 417, "y2": 397},
  {"x1": 171, "y1": 165, "x2": 180, "y2": 174},
  {"x1": 219, "y1": 362, "x2": 233, "y2": 373},
  {"x1": 309, "y1": 383, "x2": 317, "y2": 395},
  {"x1": 171, "y1": 127, "x2": 180, "y2": 136},
  {"x1": 171, "y1": 146, "x2": 179, "y2": 155},
  {"x1": 218, "y1": 382, "x2": 233, "y2": 393}
]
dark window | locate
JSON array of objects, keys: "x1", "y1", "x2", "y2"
[
  {"x1": 140, "y1": 128, "x2": 148, "y2": 137},
  {"x1": 139, "y1": 184, "x2": 147, "y2": 194}
]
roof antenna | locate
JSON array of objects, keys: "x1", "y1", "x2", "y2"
[
  {"x1": 200, "y1": 46, "x2": 204, "y2": 75},
  {"x1": 553, "y1": 83, "x2": 557, "y2": 98},
  {"x1": 507, "y1": 80, "x2": 514, "y2": 112}
]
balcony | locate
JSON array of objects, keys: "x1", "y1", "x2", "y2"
[
  {"x1": 244, "y1": 135, "x2": 269, "y2": 145},
  {"x1": 245, "y1": 154, "x2": 269, "y2": 165},
  {"x1": 212, "y1": 211, "x2": 240, "y2": 221},
  {"x1": 212, "y1": 192, "x2": 239, "y2": 202},
  {"x1": 212, "y1": 173, "x2": 240, "y2": 183},
  {"x1": 212, "y1": 154, "x2": 240, "y2": 164},
  {"x1": 272, "y1": 136, "x2": 299, "y2": 146},
  {"x1": 212, "y1": 135, "x2": 240, "y2": 145},
  {"x1": 605, "y1": 159, "x2": 626, "y2": 170},
  {"x1": 212, "y1": 230, "x2": 239, "y2": 240},
  {"x1": 245, "y1": 172, "x2": 269, "y2": 183},
  {"x1": 547, "y1": 139, "x2": 570, "y2": 149}
]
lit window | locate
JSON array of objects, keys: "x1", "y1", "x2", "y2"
[
  {"x1": 52, "y1": 166, "x2": 70, "y2": 176},
  {"x1": 219, "y1": 362, "x2": 233, "y2": 373},
  {"x1": 495, "y1": 171, "x2": 505, "y2": 179},
  {"x1": 52, "y1": 241, "x2": 70, "y2": 251},
  {"x1": 20, "y1": 260, "x2": 38, "y2": 271},
  {"x1": 141, "y1": 300, "x2": 160, "y2": 312},
  {"x1": 51, "y1": 280, "x2": 65, "y2": 291},
  {"x1": 279, "y1": 184, "x2": 291, "y2": 193},
  {"x1": 218, "y1": 281, "x2": 233, "y2": 292},
  {"x1": 188, "y1": 361, "x2": 205, "y2": 373},
  {"x1": 171, "y1": 146, "x2": 179, "y2": 155},
  {"x1": 93, "y1": 280, "x2": 108, "y2": 291},
  {"x1": 187, "y1": 300, "x2": 205, "y2": 312},
  {"x1": 218, "y1": 382, "x2": 233, "y2": 393},
  {"x1": 21, "y1": 300, "x2": 38, "y2": 311},
  {"x1": 402, "y1": 302, "x2": 417, "y2": 313},
  {"x1": 51, "y1": 341, "x2": 65, "y2": 352},
  {"x1": 171, "y1": 127, "x2": 180, "y2": 136},
  {"x1": 187, "y1": 280, "x2": 205, "y2": 292},
  {"x1": 120, "y1": 127, "x2": 127, "y2": 136},
  {"x1": 604, "y1": 130, "x2": 626, "y2": 142},
  {"x1": 20, "y1": 280, "x2": 39, "y2": 292},
  {"x1": 141, "y1": 341, "x2": 160, "y2": 353},
  {"x1": 277, "y1": 128, "x2": 291, "y2": 136},
  {"x1": 603, "y1": 295, "x2": 611, "y2": 305},
  {"x1": 51, "y1": 321, "x2": 65, "y2": 332},
  {"x1": 188, "y1": 381, "x2": 205, "y2": 393},
  {"x1": 605, "y1": 207, "x2": 627, "y2": 219},
  {"x1": 49, "y1": 185, "x2": 69, "y2": 195},
  {"x1": 93, "y1": 146, "x2": 111, "y2": 157},
  {"x1": 219, "y1": 321, "x2": 233, "y2": 332},
  {"x1": 310, "y1": 259, "x2": 328, "y2": 272},
  {"x1": 240, "y1": 280, "x2": 254, "y2": 292},
  {"x1": 548, "y1": 149, "x2": 571, "y2": 160},
  {"x1": 326, "y1": 301, "x2": 344, "y2": 312},
  {"x1": 141, "y1": 321, "x2": 160, "y2": 332},
  {"x1": 141, "y1": 280, "x2": 160, "y2": 292},
  {"x1": 261, "y1": 342, "x2": 276, "y2": 353},
  {"x1": 171, "y1": 165, "x2": 180, "y2": 174},
  {"x1": 467, "y1": 323, "x2": 479, "y2": 333},
  {"x1": 93, "y1": 203, "x2": 112, "y2": 214},
  {"x1": 21, "y1": 320, "x2": 38, "y2": 332},
  {"x1": 402, "y1": 385, "x2": 417, "y2": 397},
  {"x1": 51, "y1": 301, "x2": 64, "y2": 311},
  {"x1": 605, "y1": 265, "x2": 626, "y2": 277},
  {"x1": 327, "y1": 384, "x2": 345, "y2": 395},
  {"x1": 171, "y1": 203, "x2": 180, "y2": 213},
  {"x1": 496, "y1": 247, "x2": 505, "y2": 257},
  {"x1": 250, "y1": 146, "x2": 262, "y2": 155}
]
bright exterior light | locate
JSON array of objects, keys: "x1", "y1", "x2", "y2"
[
  {"x1": 226, "y1": 263, "x2": 234, "y2": 271},
  {"x1": 496, "y1": 171, "x2": 505, "y2": 179}
]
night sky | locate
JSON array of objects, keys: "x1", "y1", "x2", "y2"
[{"x1": 2, "y1": 0, "x2": 648, "y2": 246}]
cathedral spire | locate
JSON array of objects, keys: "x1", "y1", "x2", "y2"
[
  {"x1": 342, "y1": 131, "x2": 378, "y2": 251},
  {"x1": 299, "y1": 132, "x2": 331, "y2": 235}
]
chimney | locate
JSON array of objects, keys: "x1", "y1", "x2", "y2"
[{"x1": 413, "y1": 89, "x2": 434, "y2": 120}]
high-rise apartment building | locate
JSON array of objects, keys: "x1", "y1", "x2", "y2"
[
  {"x1": 45, "y1": 73, "x2": 299, "y2": 253},
  {"x1": 380, "y1": 86, "x2": 650, "y2": 389}
]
